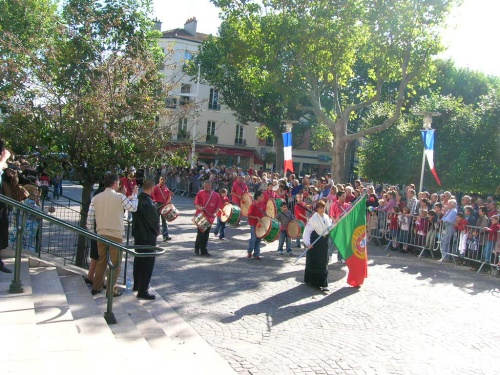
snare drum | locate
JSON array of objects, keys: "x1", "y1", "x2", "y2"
[
  {"x1": 221, "y1": 204, "x2": 242, "y2": 225},
  {"x1": 255, "y1": 216, "x2": 280, "y2": 242},
  {"x1": 286, "y1": 220, "x2": 305, "y2": 239},
  {"x1": 192, "y1": 212, "x2": 211, "y2": 233},
  {"x1": 240, "y1": 192, "x2": 253, "y2": 217},
  {"x1": 265, "y1": 198, "x2": 284, "y2": 218},
  {"x1": 159, "y1": 203, "x2": 179, "y2": 222}
]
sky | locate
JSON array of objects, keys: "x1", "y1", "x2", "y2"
[{"x1": 152, "y1": 0, "x2": 500, "y2": 77}]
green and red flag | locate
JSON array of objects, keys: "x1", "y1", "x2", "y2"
[{"x1": 330, "y1": 195, "x2": 368, "y2": 287}]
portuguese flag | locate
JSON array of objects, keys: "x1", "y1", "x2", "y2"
[{"x1": 330, "y1": 195, "x2": 368, "y2": 287}]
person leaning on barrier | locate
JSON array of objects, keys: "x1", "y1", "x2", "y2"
[
  {"x1": 0, "y1": 143, "x2": 13, "y2": 273},
  {"x1": 132, "y1": 179, "x2": 160, "y2": 300},
  {"x1": 86, "y1": 173, "x2": 138, "y2": 297}
]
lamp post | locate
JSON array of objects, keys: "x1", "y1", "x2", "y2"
[
  {"x1": 190, "y1": 64, "x2": 201, "y2": 169},
  {"x1": 415, "y1": 111, "x2": 440, "y2": 193}
]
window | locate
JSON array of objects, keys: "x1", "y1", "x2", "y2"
[
  {"x1": 208, "y1": 88, "x2": 221, "y2": 111},
  {"x1": 184, "y1": 51, "x2": 193, "y2": 62},
  {"x1": 207, "y1": 121, "x2": 216, "y2": 135},
  {"x1": 178, "y1": 118, "x2": 188, "y2": 139},
  {"x1": 265, "y1": 135, "x2": 274, "y2": 147},
  {"x1": 235, "y1": 124, "x2": 244, "y2": 145},
  {"x1": 165, "y1": 97, "x2": 176, "y2": 109},
  {"x1": 180, "y1": 84, "x2": 191, "y2": 106}
]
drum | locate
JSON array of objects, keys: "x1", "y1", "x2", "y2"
[
  {"x1": 265, "y1": 198, "x2": 284, "y2": 218},
  {"x1": 221, "y1": 204, "x2": 241, "y2": 225},
  {"x1": 286, "y1": 220, "x2": 305, "y2": 239},
  {"x1": 159, "y1": 203, "x2": 179, "y2": 222},
  {"x1": 192, "y1": 212, "x2": 211, "y2": 232},
  {"x1": 255, "y1": 216, "x2": 280, "y2": 242},
  {"x1": 240, "y1": 192, "x2": 253, "y2": 217}
]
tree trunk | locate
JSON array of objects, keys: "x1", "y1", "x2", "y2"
[
  {"x1": 75, "y1": 181, "x2": 94, "y2": 268},
  {"x1": 331, "y1": 133, "x2": 349, "y2": 183}
]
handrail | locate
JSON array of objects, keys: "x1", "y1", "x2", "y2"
[{"x1": 0, "y1": 193, "x2": 166, "y2": 324}]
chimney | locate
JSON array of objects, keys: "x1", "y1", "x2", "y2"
[
  {"x1": 184, "y1": 17, "x2": 197, "y2": 36},
  {"x1": 153, "y1": 18, "x2": 162, "y2": 31}
]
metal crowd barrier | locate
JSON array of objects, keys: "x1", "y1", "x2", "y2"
[{"x1": 365, "y1": 209, "x2": 500, "y2": 275}]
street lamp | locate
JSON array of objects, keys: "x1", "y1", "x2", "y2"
[
  {"x1": 190, "y1": 64, "x2": 201, "y2": 169},
  {"x1": 414, "y1": 111, "x2": 441, "y2": 192}
]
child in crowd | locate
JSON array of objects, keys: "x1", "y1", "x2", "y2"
[
  {"x1": 454, "y1": 212, "x2": 469, "y2": 262},
  {"x1": 483, "y1": 215, "x2": 499, "y2": 263},
  {"x1": 388, "y1": 206, "x2": 400, "y2": 251},
  {"x1": 213, "y1": 188, "x2": 229, "y2": 240},
  {"x1": 276, "y1": 202, "x2": 294, "y2": 255},
  {"x1": 425, "y1": 209, "x2": 439, "y2": 255},
  {"x1": 414, "y1": 210, "x2": 429, "y2": 251},
  {"x1": 398, "y1": 206, "x2": 412, "y2": 253}
]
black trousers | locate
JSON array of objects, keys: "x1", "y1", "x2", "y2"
[
  {"x1": 195, "y1": 226, "x2": 211, "y2": 255},
  {"x1": 133, "y1": 244, "x2": 156, "y2": 294}
]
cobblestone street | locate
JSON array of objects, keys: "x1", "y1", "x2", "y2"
[{"x1": 147, "y1": 194, "x2": 500, "y2": 375}]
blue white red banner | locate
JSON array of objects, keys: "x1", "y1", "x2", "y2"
[
  {"x1": 421, "y1": 129, "x2": 441, "y2": 186},
  {"x1": 282, "y1": 132, "x2": 294, "y2": 173}
]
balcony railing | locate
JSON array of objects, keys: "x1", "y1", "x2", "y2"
[{"x1": 206, "y1": 134, "x2": 218, "y2": 144}]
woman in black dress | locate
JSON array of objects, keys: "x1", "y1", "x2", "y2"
[{"x1": 302, "y1": 200, "x2": 333, "y2": 291}]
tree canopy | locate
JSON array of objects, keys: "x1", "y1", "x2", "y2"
[{"x1": 204, "y1": 0, "x2": 459, "y2": 181}]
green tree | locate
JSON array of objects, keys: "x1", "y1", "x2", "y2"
[
  {"x1": 208, "y1": 0, "x2": 458, "y2": 181},
  {"x1": 0, "y1": 0, "x2": 175, "y2": 266}
]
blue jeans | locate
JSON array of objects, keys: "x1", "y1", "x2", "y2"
[
  {"x1": 483, "y1": 241, "x2": 494, "y2": 263},
  {"x1": 161, "y1": 215, "x2": 169, "y2": 238},
  {"x1": 441, "y1": 222, "x2": 454, "y2": 258},
  {"x1": 248, "y1": 225, "x2": 262, "y2": 256},
  {"x1": 278, "y1": 230, "x2": 291, "y2": 253},
  {"x1": 213, "y1": 217, "x2": 226, "y2": 239}
]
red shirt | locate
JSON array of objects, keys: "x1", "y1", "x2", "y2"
[
  {"x1": 248, "y1": 201, "x2": 266, "y2": 226},
  {"x1": 263, "y1": 189, "x2": 278, "y2": 202},
  {"x1": 120, "y1": 177, "x2": 137, "y2": 197},
  {"x1": 217, "y1": 196, "x2": 230, "y2": 218},
  {"x1": 195, "y1": 189, "x2": 223, "y2": 224},
  {"x1": 151, "y1": 184, "x2": 171, "y2": 204},
  {"x1": 486, "y1": 223, "x2": 499, "y2": 242},
  {"x1": 231, "y1": 180, "x2": 248, "y2": 205},
  {"x1": 389, "y1": 213, "x2": 399, "y2": 230},
  {"x1": 345, "y1": 194, "x2": 355, "y2": 204},
  {"x1": 294, "y1": 202, "x2": 308, "y2": 224},
  {"x1": 330, "y1": 201, "x2": 350, "y2": 220}
]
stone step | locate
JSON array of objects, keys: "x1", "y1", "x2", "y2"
[{"x1": 0, "y1": 257, "x2": 42, "y2": 374}]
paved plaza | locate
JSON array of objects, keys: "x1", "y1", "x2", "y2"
[{"x1": 63, "y1": 184, "x2": 500, "y2": 374}]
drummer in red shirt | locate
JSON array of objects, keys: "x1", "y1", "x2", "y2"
[
  {"x1": 247, "y1": 190, "x2": 266, "y2": 260},
  {"x1": 294, "y1": 192, "x2": 310, "y2": 248},
  {"x1": 263, "y1": 182, "x2": 279, "y2": 202},
  {"x1": 194, "y1": 180, "x2": 223, "y2": 256},
  {"x1": 231, "y1": 174, "x2": 248, "y2": 206},
  {"x1": 151, "y1": 176, "x2": 172, "y2": 241}
]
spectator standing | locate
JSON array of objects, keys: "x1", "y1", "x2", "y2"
[
  {"x1": 439, "y1": 199, "x2": 458, "y2": 262},
  {"x1": 86, "y1": 173, "x2": 138, "y2": 297},
  {"x1": 0, "y1": 145, "x2": 13, "y2": 273}
]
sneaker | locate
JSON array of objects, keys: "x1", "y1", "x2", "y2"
[
  {"x1": 296, "y1": 244, "x2": 301, "y2": 248},
  {"x1": 253, "y1": 256, "x2": 262, "y2": 260},
  {"x1": 200, "y1": 252, "x2": 211, "y2": 257},
  {"x1": 219, "y1": 237, "x2": 226, "y2": 240},
  {"x1": 247, "y1": 253, "x2": 252, "y2": 259},
  {"x1": 278, "y1": 251, "x2": 283, "y2": 255},
  {"x1": 287, "y1": 252, "x2": 294, "y2": 256},
  {"x1": 164, "y1": 236, "x2": 172, "y2": 241},
  {"x1": 0, "y1": 265, "x2": 12, "y2": 273}
]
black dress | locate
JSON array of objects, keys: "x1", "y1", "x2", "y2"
[{"x1": 304, "y1": 229, "x2": 329, "y2": 288}]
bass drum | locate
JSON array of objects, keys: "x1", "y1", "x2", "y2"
[
  {"x1": 240, "y1": 192, "x2": 253, "y2": 217},
  {"x1": 286, "y1": 220, "x2": 305, "y2": 239},
  {"x1": 221, "y1": 204, "x2": 242, "y2": 225},
  {"x1": 255, "y1": 216, "x2": 280, "y2": 243},
  {"x1": 159, "y1": 203, "x2": 179, "y2": 222},
  {"x1": 192, "y1": 212, "x2": 211, "y2": 233},
  {"x1": 265, "y1": 198, "x2": 283, "y2": 218}
]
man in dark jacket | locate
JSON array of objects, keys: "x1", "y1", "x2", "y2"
[{"x1": 132, "y1": 179, "x2": 160, "y2": 300}]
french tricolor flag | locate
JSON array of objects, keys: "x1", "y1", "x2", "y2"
[
  {"x1": 283, "y1": 132, "x2": 294, "y2": 173},
  {"x1": 421, "y1": 129, "x2": 441, "y2": 186}
]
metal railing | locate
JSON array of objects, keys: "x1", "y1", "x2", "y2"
[{"x1": 1, "y1": 193, "x2": 165, "y2": 324}]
